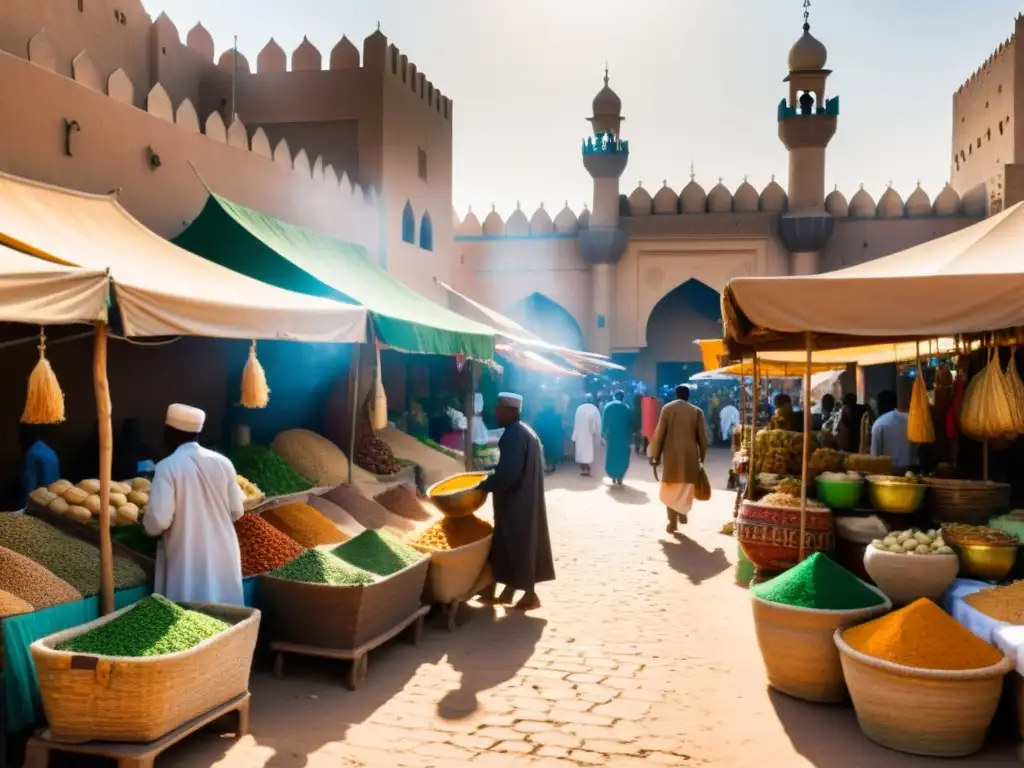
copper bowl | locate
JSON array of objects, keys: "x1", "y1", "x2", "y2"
[
  {"x1": 949, "y1": 541, "x2": 1018, "y2": 581},
  {"x1": 866, "y1": 477, "x2": 926, "y2": 515},
  {"x1": 426, "y1": 472, "x2": 489, "y2": 518}
]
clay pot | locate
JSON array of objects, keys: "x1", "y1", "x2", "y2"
[{"x1": 736, "y1": 499, "x2": 834, "y2": 573}]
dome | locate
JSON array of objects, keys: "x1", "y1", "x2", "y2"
[
  {"x1": 553, "y1": 203, "x2": 578, "y2": 234},
  {"x1": 679, "y1": 180, "x2": 707, "y2": 213},
  {"x1": 848, "y1": 187, "x2": 876, "y2": 218},
  {"x1": 933, "y1": 183, "x2": 962, "y2": 217},
  {"x1": 628, "y1": 184, "x2": 652, "y2": 216},
  {"x1": 877, "y1": 186, "x2": 904, "y2": 219},
  {"x1": 529, "y1": 204, "x2": 553, "y2": 235},
  {"x1": 904, "y1": 184, "x2": 932, "y2": 218},
  {"x1": 578, "y1": 207, "x2": 591, "y2": 229},
  {"x1": 459, "y1": 209, "x2": 481, "y2": 236},
  {"x1": 788, "y1": 24, "x2": 827, "y2": 71},
  {"x1": 707, "y1": 180, "x2": 733, "y2": 213},
  {"x1": 824, "y1": 187, "x2": 849, "y2": 218},
  {"x1": 759, "y1": 178, "x2": 787, "y2": 213},
  {"x1": 652, "y1": 183, "x2": 679, "y2": 215},
  {"x1": 733, "y1": 180, "x2": 758, "y2": 213},
  {"x1": 506, "y1": 205, "x2": 529, "y2": 236},
  {"x1": 592, "y1": 71, "x2": 621, "y2": 117},
  {"x1": 482, "y1": 206, "x2": 504, "y2": 236}
]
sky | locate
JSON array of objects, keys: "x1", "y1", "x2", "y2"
[{"x1": 145, "y1": 0, "x2": 1023, "y2": 219}]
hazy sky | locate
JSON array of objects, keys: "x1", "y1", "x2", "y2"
[{"x1": 146, "y1": 0, "x2": 1022, "y2": 219}]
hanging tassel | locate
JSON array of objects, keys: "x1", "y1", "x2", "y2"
[
  {"x1": 240, "y1": 340, "x2": 270, "y2": 409},
  {"x1": 22, "y1": 329, "x2": 65, "y2": 424}
]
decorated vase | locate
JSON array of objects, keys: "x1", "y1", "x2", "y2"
[{"x1": 736, "y1": 499, "x2": 834, "y2": 573}]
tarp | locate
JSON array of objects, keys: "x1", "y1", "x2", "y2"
[
  {"x1": 0, "y1": 172, "x2": 367, "y2": 343},
  {"x1": 0, "y1": 243, "x2": 108, "y2": 325},
  {"x1": 174, "y1": 195, "x2": 495, "y2": 359},
  {"x1": 696, "y1": 338, "x2": 959, "y2": 369},
  {"x1": 724, "y1": 201, "x2": 1024, "y2": 353},
  {"x1": 693, "y1": 359, "x2": 840, "y2": 379}
]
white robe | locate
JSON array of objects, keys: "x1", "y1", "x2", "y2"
[
  {"x1": 144, "y1": 442, "x2": 245, "y2": 606},
  {"x1": 571, "y1": 403, "x2": 601, "y2": 464},
  {"x1": 719, "y1": 405, "x2": 740, "y2": 443}
]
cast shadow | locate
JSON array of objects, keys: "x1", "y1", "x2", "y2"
[
  {"x1": 659, "y1": 536, "x2": 729, "y2": 586},
  {"x1": 604, "y1": 482, "x2": 649, "y2": 505}
]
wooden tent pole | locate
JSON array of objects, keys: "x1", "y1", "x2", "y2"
[
  {"x1": 348, "y1": 345, "x2": 361, "y2": 486},
  {"x1": 746, "y1": 354, "x2": 759, "y2": 501},
  {"x1": 463, "y1": 361, "x2": 475, "y2": 472},
  {"x1": 799, "y1": 333, "x2": 812, "y2": 563},
  {"x1": 92, "y1": 322, "x2": 114, "y2": 615}
]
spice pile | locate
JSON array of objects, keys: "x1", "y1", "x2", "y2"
[
  {"x1": 0, "y1": 545, "x2": 82, "y2": 609},
  {"x1": 234, "y1": 513, "x2": 304, "y2": 576},
  {"x1": 261, "y1": 502, "x2": 348, "y2": 548},
  {"x1": 354, "y1": 430, "x2": 401, "y2": 476},
  {"x1": 0, "y1": 590, "x2": 33, "y2": 619},
  {"x1": 375, "y1": 485, "x2": 435, "y2": 522},
  {"x1": 269, "y1": 549, "x2": 376, "y2": 586},
  {"x1": 943, "y1": 523, "x2": 1018, "y2": 547},
  {"x1": 429, "y1": 473, "x2": 488, "y2": 497},
  {"x1": 333, "y1": 530, "x2": 425, "y2": 577},
  {"x1": 270, "y1": 429, "x2": 353, "y2": 487},
  {"x1": 758, "y1": 493, "x2": 827, "y2": 510},
  {"x1": 325, "y1": 485, "x2": 417, "y2": 536},
  {"x1": 57, "y1": 595, "x2": 230, "y2": 657},
  {"x1": 751, "y1": 552, "x2": 885, "y2": 610},
  {"x1": 107, "y1": 523, "x2": 159, "y2": 559},
  {"x1": 228, "y1": 445, "x2": 313, "y2": 497},
  {"x1": 412, "y1": 516, "x2": 493, "y2": 551},
  {"x1": 965, "y1": 581, "x2": 1024, "y2": 624},
  {"x1": 843, "y1": 598, "x2": 1003, "y2": 670}
]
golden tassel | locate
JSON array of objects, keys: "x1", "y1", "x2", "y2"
[
  {"x1": 22, "y1": 329, "x2": 66, "y2": 424},
  {"x1": 240, "y1": 340, "x2": 270, "y2": 409}
]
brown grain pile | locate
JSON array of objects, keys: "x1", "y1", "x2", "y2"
[
  {"x1": 234, "y1": 513, "x2": 305, "y2": 576},
  {"x1": 262, "y1": 502, "x2": 349, "y2": 548},
  {"x1": 326, "y1": 485, "x2": 418, "y2": 535},
  {"x1": 965, "y1": 581, "x2": 1024, "y2": 624},
  {"x1": 0, "y1": 544, "x2": 83, "y2": 609},
  {"x1": 374, "y1": 484, "x2": 435, "y2": 522},
  {"x1": 412, "y1": 516, "x2": 493, "y2": 551},
  {"x1": 0, "y1": 589, "x2": 35, "y2": 619}
]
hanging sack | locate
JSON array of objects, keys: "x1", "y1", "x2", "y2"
[
  {"x1": 371, "y1": 346, "x2": 388, "y2": 430},
  {"x1": 907, "y1": 363, "x2": 935, "y2": 444},
  {"x1": 1003, "y1": 348, "x2": 1024, "y2": 434}
]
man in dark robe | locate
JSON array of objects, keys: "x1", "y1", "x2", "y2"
[{"x1": 479, "y1": 392, "x2": 555, "y2": 611}]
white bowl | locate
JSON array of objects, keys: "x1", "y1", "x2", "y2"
[{"x1": 863, "y1": 547, "x2": 959, "y2": 606}]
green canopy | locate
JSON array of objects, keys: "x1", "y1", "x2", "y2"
[{"x1": 173, "y1": 195, "x2": 495, "y2": 359}]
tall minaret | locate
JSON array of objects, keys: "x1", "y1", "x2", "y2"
[
  {"x1": 777, "y1": 1, "x2": 837, "y2": 275},
  {"x1": 580, "y1": 67, "x2": 628, "y2": 356}
]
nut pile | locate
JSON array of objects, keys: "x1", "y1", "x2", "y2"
[
  {"x1": 354, "y1": 434, "x2": 401, "y2": 476},
  {"x1": 269, "y1": 549, "x2": 377, "y2": 586},
  {"x1": 870, "y1": 528, "x2": 954, "y2": 555},
  {"x1": 261, "y1": 502, "x2": 348, "y2": 548},
  {"x1": 332, "y1": 530, "x2": 425, "y2": 577},
  {"x1": 234, "y1": 513, "x2": 304, "y2": 576},
  {"x1": 0, "y1": 545, "x2": 82, "y2": 609},
  {"x1": 412, "y1": 516, "x2": 493, "y2": 551}
]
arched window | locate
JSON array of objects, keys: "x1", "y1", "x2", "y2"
[
  {"x1": 419, "y1": 212, "x2": 433, "y2": 251},
  {"x1": 401, "y1": 201, "x2": 415, "y2": 244}
]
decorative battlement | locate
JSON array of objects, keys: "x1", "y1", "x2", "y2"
[
  {"x1": 955, "y1": 33, "x2": 1015, "y2": 97},
  {"x1": 582, "y1": 132, "x2": 629, "y2": 155},
  {"x1": 384, "y1": 41, "x2": 453, "y2": 122},
  {"x1": 778, "y1": 96, "x2": 839, "y2": 119}
]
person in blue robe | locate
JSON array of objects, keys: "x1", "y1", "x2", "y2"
[
  {"x1": 602, "y1": 390, "x2": 632, "y2": 485},
  {"x1": 533, "y1": 399, "x2": 565, "y2": 474},
  {"x1": 18, "y1": 424, "x2": 60, "y2": 507}
]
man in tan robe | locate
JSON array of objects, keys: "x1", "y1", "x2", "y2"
[{"x1": 649, "y1": 385, "x2": 708, "y2": 534}]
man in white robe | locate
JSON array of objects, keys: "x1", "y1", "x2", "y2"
[
  {"x1": 571, "y1": 396, "x2": 601, "y2": 476},
  {"x1": 143, "y1": 404, "x2": 245, "y2": 605}
]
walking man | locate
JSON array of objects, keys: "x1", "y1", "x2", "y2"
[
  {"x1": 602, "y1": 390, "x2": 632, "y2": 485},
  {"x1": 571, "y1": 394, "x2": 601, "y2": 476},
  {"x1": 649, "y1": 385, "x2": 708, "y2": 534}
]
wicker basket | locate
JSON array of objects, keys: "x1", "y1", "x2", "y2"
[
  {"x1": 862, "y1": 548, "x2": 959, "y2": 606},
  {"x1": 411, "y1": 535, "x2": 492, "y2": 604},
  {"x1": 31, "y1": 602, "x2": 260, "y2": 744},
  {"x1": 834, "y1": 628, "x2": 1011, "y2": 757},
  {"x1": 259, "y1": 557, "x2": 429, "y2": 650},
  {"x1": 751, "y1": 589, "x2": 890, "y2": 704},
  {"x1": 923, "y1": 478, "x2": 1012, "y2": 524}
]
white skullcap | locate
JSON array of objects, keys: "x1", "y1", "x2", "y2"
[
  {"x1": 166, "y1": 403, "x2": 206, "y2": 433},
  {"x1": 498, "y1": 392, "x2": 524, "y2": 409}
]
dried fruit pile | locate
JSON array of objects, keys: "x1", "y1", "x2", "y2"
[
  {"x1": 234, "y1": 513, "x2": 304, "y2": 576},
  {"x1": 354, "y1": 431, "x2": 401, "y2": 476}
]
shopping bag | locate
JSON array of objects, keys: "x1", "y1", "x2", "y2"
[{"x1": 695, "y1": 465, "x2": 712, "y2": 502}]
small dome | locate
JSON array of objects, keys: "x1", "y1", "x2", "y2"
[
  {"x1": 788, "y1": 24, "x2": 827, "y2": 71},
  {"x1": 506, "y1": 205, "x2": 529, "y2": 236},
  {"x1": 592, "y1": 72, "x2": 621, "y2": 117},
  {"x1": 482, "y1": 207, "x2": 504, "y2": 236},
  {"x1": 707, "y1": 181, "x2": 733, "y2": 213},
  {"x1": 848, "y1": 187, "x2": 875, "y2": 218},
  {"x1": 553, "y1": 203, "x2": 578, "y2": 234},
  {"x1": 759, "y1": 178, "x2": 787, "y2": 213},
  {"x1": 825, "y1": 187, "x2": 849, "y2": 218},
  {"x1": 628, "y1": 184, "x2": 653, "y2": 216},
  {"x1": 877, "y1": 187, "x2": 904, "y2": 219},
  {"x1": 904, "y1": 184, "x2": 932, "y2": 218},
  {"x1": 459, "y1": 209, "x2": 481, "y2": 236},
  {"x1": 733, "y1": 180, "x2": 758, "y2": 213},
  {"x1": 529, "y1": 204, "x2": 553, "y2": 235},
  {"x1": 933, "y1": 183, "x2": 961, "y2": 217},
  {"x1": 652, "y1": 183, "x2": 679, "y2": 215},
  {"x1": 578, "y1": 207, "x2": 591, "y2": 229},
  {"x1": 679, "y1": 180, "x2": 707, "y2": 213}
]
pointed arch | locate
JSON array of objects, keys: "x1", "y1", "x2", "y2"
[
  {"x1": 419, "y1": 211, "x2": 433, "y2": 251},
  {"x1": 401, "y1": 200, "x2": 415, "y2": 244}
]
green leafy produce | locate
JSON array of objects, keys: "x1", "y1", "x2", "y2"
[
  {"x1": 416, "y1": 436, "x2": 461, "y2": 461},
  {"x1": 87, "y1": 521, "x2": 159, "y2": 559},
  {"x1": 751, "y1": 552, "x2": 885, "y2": 610},
  {"x1": 58, "y1": 595, "x2": 229, "y2": 657},
  {"x1": 268, "y1": 549, "x2": 377, "y2": 586},
  {"x1": 332, "y1": 529, "x2": 425, "y2": 577},
  {"x1": 227, "y1": 445, "x2": 313, "y2": 496}
]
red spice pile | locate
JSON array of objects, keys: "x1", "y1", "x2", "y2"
[{"x1": 234, "y1": 513, "x2": 304, "y2": 577}]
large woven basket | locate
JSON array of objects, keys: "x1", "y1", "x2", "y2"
[
  {"x1": 751, "y1": 587, "x2": 890, "y2": 704},
  {"x1": 259, "y1": 557, "x2": 429, "y2": 650},
  {"x1": 31, "y1": 601, "x2": 260, "y2": 744},
  {"x1": 411, "y1": 535, "x2": 493, "y2": 604},
  {"x1": 923, "y1": 478, "x2": 1012, "y2": 524},
  {"x1": 834, "y1": 628, "x2": 1011, "y2": 757}
]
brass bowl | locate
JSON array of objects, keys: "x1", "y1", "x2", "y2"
[
  {"x1": 950, "y1": 541, "x2": 1018, "y2": 581},
  {"x1": 866, "y1": 478, "x2": 926, "y2": 515},
  {"x1": 426, "y1": 472, "x2": 489, "y2": 518}
]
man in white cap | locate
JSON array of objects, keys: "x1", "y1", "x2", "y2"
[
  {"x1": 143, "y1": 404, "x2": 245, "y2": 605},
  {"x1": 478, "y1": 392, "x2": 555, "y2": 611}
]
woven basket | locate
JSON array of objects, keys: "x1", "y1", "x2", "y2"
[
  {"x1": 862, "y1": 548, "x2": 959, "y2": 606},
  {"x1": 751, "y1": 588, "x2": 890, "y2": 704},
  {"x1": 834, "y1": 628, "x2": 1011, "y2": 757},
  {"x1": 411, "y1": 535, "x2": 492, "y2": 604},
  {"x1": 259, "y1": 557, "x2": 429, "y2": 650},
  {"x1": 31, "y1": 602, "x2": 260, "y2": 744},
  {"x1": 923, "y1": 478, "x2": 1012, "y2": 524}
]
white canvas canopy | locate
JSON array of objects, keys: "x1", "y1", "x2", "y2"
[
  {"x1": 0, "y1": 243, "x2": 109, "y2": 325},
  {"x1": 724, "y1": 202, "x2": 1024, "y2": 353},
  {"x1": 0, "y1": 171, "x2": 367, "y2": 343}
]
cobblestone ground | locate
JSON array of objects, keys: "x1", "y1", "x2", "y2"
[{"x1": 155, "y1": 449, "x2": 1020, "y2": 767}]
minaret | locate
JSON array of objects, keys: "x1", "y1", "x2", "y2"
[
  {"x1": 580, "y1": 67, "x2": 628, "y2": 356},
  {"x1": 777, "y1": 1, "x2": 837, "y2": 275}
]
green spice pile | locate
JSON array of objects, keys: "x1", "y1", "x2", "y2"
[
  {"x1": 58, "y1": 595, "x2": 229, "y2": 657},
  {"x1": 88, "y1": 521, "x2": 159, "y2": 559},
  {"x1": 227, "y1": 445, "x2": 313, "y2": 496},
  {"x1": 751, "y1": 552, "x2": 885, "y2": 611},
  {"x1": 268, "y1": 549, "x2": 377, "y2": 586},
  {"x1": 332, "y1": 529, "x2": 425, "y2": 577},
  {"x1": 0, "y1": 515, "x2": 146, "y2": 596}
]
